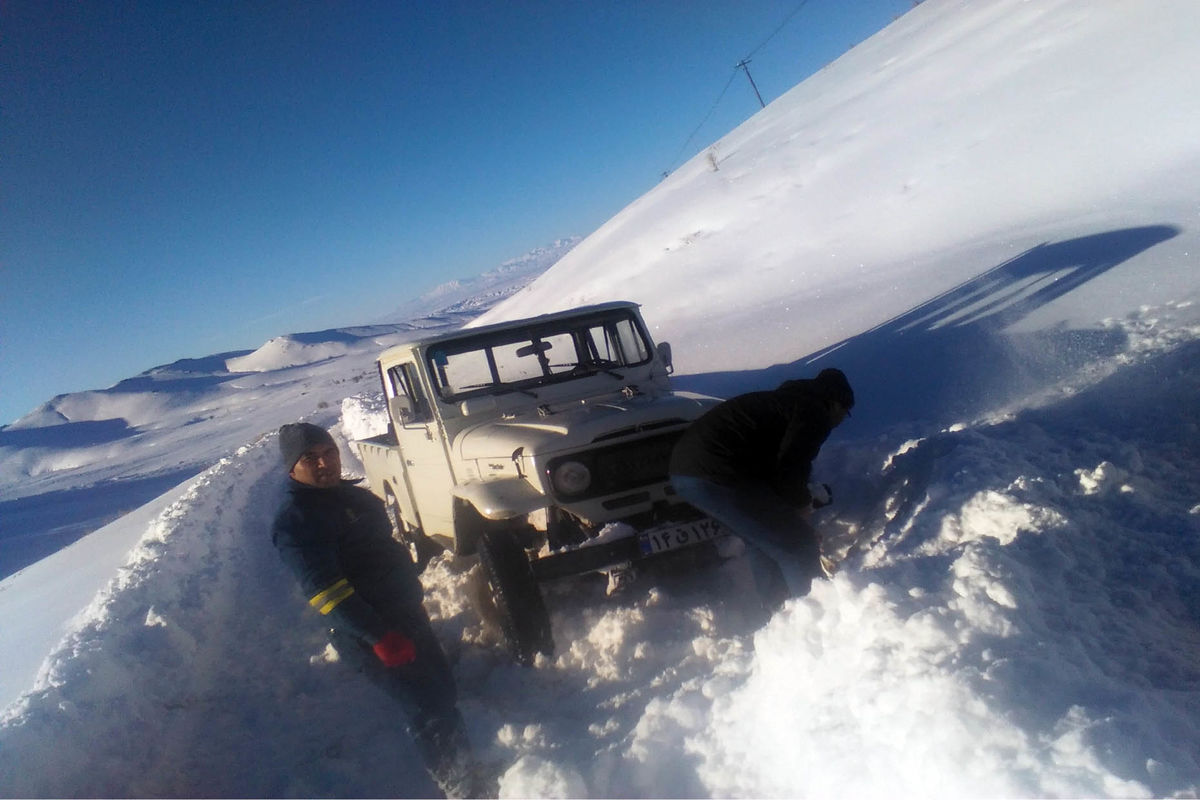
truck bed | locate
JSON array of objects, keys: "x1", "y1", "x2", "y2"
[{"x1": 359, "y1": 431, "x2": 397, "y2": 448}]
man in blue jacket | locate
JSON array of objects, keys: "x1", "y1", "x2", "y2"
[
  {"x1": 669, "y1": 368, "x2": 854, "y2": 606},
  {"x1": 271, "y1": 422, "x2": 485, "y2": 798}
]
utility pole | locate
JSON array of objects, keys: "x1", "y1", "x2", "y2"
[{"x1": 737, "y1": 59, "x2": 766, "y2": 109}]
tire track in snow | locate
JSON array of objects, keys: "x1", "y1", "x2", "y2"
[
  {"x1": 0, "y1": 436, "x2": 440, "y2": 797},
  {"x1": 0, "y1": 424, "x2": 774, "y2": 797}
]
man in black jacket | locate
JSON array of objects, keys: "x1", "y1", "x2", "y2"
[
  {"x1": 669, "y1": 368, "x2": 854, "y2": 605},
  {"x1": 271, "y1": 422, "x2": 484, "y2": 798}
]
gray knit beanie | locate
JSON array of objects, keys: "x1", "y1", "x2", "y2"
[{"x1": 279, "y1": 422, "x2": 336, "y2": 469}]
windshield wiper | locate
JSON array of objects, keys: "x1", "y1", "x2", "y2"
[
  {"x1": 584, "y1": 360, "x2": 624, "y2": 380},
  {"x1": 549, "y1": 361, "x2": 625, "y2": 380}
]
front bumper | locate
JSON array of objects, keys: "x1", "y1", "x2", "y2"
[{"x1": 529, "y1": 513, "x2": 729, "y2": 581}]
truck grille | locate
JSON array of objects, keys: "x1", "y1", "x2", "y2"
[
  {"x1": 546, "y1": 430, "x2": 683, "y2": 502},
  {"x1": 590, "y1": 418, "x2": 687, "y2": 443}
]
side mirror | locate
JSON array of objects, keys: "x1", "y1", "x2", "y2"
[
  {"x1": 656, "y1": 342, "x2": 674, "y2": 374},
  {"x1": 460, "y1": 395, "x2": 498, "y2": 417}
]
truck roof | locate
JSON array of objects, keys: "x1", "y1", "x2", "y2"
[{"x1": 376, "y1": 300, "x2": 642, "y2": 363}]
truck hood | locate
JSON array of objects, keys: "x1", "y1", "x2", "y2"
[{"x1": 453, "y1": 392, "x2": 714, "y2": 461}]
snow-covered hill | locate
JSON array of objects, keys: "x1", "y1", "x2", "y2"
[{"x1": 2, "y1": 1, "x2": 1199, "y2": 796}]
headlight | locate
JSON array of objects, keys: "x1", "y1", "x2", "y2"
[{"x1": 551, "y1": 460, "x2": 592, "y2": 496}]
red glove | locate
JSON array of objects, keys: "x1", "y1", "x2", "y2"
[{"x1": 372, "y1": 630, "x2": 416, "y2": 667}]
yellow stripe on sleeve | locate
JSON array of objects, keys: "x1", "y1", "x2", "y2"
[{"x1": 309, "y1": 578, "x2": 356, "y2": 615}]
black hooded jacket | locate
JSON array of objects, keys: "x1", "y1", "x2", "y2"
[
  {"x1": 669, "y1": 378, "x2": 838, "y2": 508},
  {"x1": 271, "y1": 480, "x2": 425, "y2": 645}
]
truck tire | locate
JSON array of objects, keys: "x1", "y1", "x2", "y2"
[
  {"x1": 384, "y1": 485, "x2": 440, "y2": 573},
  {"x1": 477, "y1": 527, "x2": 554, "y2": 665}
]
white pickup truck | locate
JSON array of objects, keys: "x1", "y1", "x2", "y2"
[{"x1": 356, "y1": 301, "x2": 727, "y2": 663}]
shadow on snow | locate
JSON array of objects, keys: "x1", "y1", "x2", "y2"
[
  {"x1": 674, "y1": 225, "x2": 1180, "y2": 436},
  {"x1": 0, "y1": 468, "x2": 203, "y2": 580}
]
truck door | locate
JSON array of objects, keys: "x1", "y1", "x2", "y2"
[{"x1": 385, "y1": 362, "x2": 457, "y2": 538}]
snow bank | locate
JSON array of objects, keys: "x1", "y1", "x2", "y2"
[
  {"x1": 482, "y1": 317, "x2": 1200, "y2": 799},
  {"x1": 226, "y1": 335, "x2": 355, "y2": 372},
  {"x1": 339, "y1": 392, "x2": 389, "y2": 444},
  {"x1": 685, "y1": 319, "x2": 1200, "y2": 798},
  {"x1": 0, "y1": 435, "x2": 442, "y2": 797}
]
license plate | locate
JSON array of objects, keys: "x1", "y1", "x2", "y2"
[{"x1": 638, "y1": 517, "x2": 728, "y2": 556}]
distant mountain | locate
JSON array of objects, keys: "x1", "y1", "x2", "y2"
[
  {"x1": 0, "y1": 244, "x2": 578, "y2": 574},
  {"x1": 4, "y1": 239, "x2": 581, "y2": 431},
  {"x1": 377, "y1": 237, "x2": 581, "y2": 323},
  {"x1": 225, "y1": 242, "x2": 585, "y2": 374}
]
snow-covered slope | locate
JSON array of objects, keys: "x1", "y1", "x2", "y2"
[
  {"x1": 2, "y1": 1, "x2": 1199, "y2": 797},
  {"x1": 476, "y1": 1, "x2": 1200, "y2": 384}
]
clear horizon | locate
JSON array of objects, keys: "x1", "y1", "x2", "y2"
[{"x1": 1, "y1": 0, "x2": 913, "y2": 426}]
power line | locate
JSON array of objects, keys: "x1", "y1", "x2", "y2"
[
  {"x1": 662, "y1": 69, "x2": 738, "y2": 179},
  {"x1": 661, "y1": 0, "x2": 812, "y2": 177},
  {"x1": 744, "y1": 0, "x2": 811, "y2": 61}
]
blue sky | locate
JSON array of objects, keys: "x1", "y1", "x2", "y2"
[{"x1": 1, "y1": 0, "x2": 912, "y2": 426}]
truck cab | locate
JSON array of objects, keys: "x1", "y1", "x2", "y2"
[{"x1": 356, "y1": 301, "x2": 725, "y2": 662}]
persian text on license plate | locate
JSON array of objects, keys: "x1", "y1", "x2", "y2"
[{"x1": 638, "y1": 517, "x2": 728, "y2": 556}]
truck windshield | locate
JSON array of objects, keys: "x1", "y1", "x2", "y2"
[{"x1": 426, "y1": 309, "x2": 653, "y2": 400}]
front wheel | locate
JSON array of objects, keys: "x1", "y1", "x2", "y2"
[
  {"x1": 384, "y1": 486, "x2": 441, "y2": 572},
  {"x1": 477, "y1": 527, "x2": 554, "y2": 665}
]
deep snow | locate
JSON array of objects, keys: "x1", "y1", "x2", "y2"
[{"x1": 2, "y1": 0, "x2": 1199, "y2": 797}]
